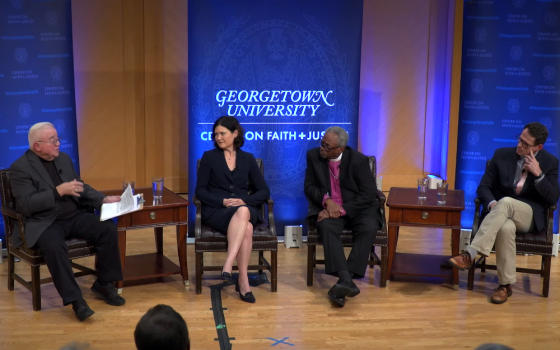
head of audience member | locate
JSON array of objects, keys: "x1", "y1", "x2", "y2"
[
  {"x1": 58, "y1": 342, "x2": 90, "y2": 350},
  {"x1": 28, "y1": 122, "x2": 60, "y2": 161},
  {"x1": 134, "y1": 304, "x2": 190, "y2": 350},
  {"x1": 213, "y1": 116, "x2": 245, "y2": 151},
  {"x1": 517, "y1": 122, "x2": 548, "y2": 157},
  {"x1": 320, "y1": 126, "x2": 348, "y2": 160}
]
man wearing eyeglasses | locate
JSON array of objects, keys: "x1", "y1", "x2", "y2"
[
  {"x1": 449, "y1": 122, "x2": 559, "y2": 304},
  {"x1": 304, "y1": 126, "x2": 382, "y2": 307},
  {"x1": 9, "y1": 122, "x2": 125, "y2": 321}
]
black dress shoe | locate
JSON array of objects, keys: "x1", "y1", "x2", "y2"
[
  {"x1": 330, "y1": 278, "x2": 360, "y2": 298},
  {"x1": 72, "y1": 299, "x2": 95, "y2": 322},
  {"x1": 344, "y1": 279, "x2": 361, "y2": 297},
  {"x1": 327, "y1": 288, "x2": 345, "y2": 307},
  {"x1": 91, "y1": 281, "x2": 126, "y2": 306},
  {"x1": 221, "y1": 269, "x2": 233, "y2": 283},
  {"x1": 235, "y1": 283, "x2": 256, "y2": 303}
]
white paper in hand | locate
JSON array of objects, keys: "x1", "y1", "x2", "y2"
[{"x1": 100, "y1": 184, "x2": 143, "y2": 221}]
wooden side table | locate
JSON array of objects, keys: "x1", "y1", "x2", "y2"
[
  {"x1": 386, "y1": 187, "x2": 464, "y2": 287},
  {"x1": 102, "y1": 187, "x2": 189, "y2": 292}
]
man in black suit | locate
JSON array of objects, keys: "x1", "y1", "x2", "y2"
[
  {"x1": 449, "y1": 122, "x2": 559, "y2": 304},
  {"x1": 10, "y1": 122, "x2": 125, "y2": 321},
  {"x1": 304, "y1": 126, "x2": 382, "y2": 307}
]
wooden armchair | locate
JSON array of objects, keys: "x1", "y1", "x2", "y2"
[
  {"x1": 306, "y1": 156, "x2": 388, "y2": 287},
  {"x1": 467, "y1": 197, "x2": 555, "y2": 297},
  {"x1": 193, "y1": 158, "x2": 278, "y2": 294},
  {"x1": 0, "y1": 169, "x2": 97, "y2": 311}
]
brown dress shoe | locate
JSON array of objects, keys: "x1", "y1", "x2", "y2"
[
  {"x1": 448, "y1": 251, "x2": 473, "y2": 271},
  {"x1": 490, "y1": 284, "x2": 512, "y2": 304}
]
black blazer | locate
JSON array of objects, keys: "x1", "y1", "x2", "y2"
[
  {"x1": 9, "y1": 150, "x2": 106, "y2": 248},
  {"x1": 195, "y1": 148, "x2": 270, "y2": 222},
  {"x1": 304, "y1": 146, "x2": 382, "y2": 224},
  {"x1": 477, "y1": 147, "x2": 560, "y2": 232}
]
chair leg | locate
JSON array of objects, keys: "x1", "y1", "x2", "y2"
[
  {"x1": 467, "y1": 263, "x2": 475, "y2": 290},
  {"x1": 379, "y1": 246, "x2": 388, "y2": 288},
  {"x1": 258, "y1": 251, "x2": 264, "y2": 273},
  {"x1": 7, "y1": 252, "x2": 15, "y2": 291},
  {"x1": 542, "y1": 255, "x2": 551, "y2": 298},
  {"x1": 270, "y1": 250, "x2": 277, "y2": 293},
  {"x1": 480, "y1": 256, "x2": 486, "y2": 273},
  {"x1": 31, "y1": 265, "x2": 41, "y2": 311},
  {"x1": 369, "y1": 246, "x2": 375, "y2": 268},
  {"x1": 307, "y1": 245, "x2": 315, "y2": 287},
  {"x1": 196, "y1": 252, "x2": 203, "y2": 295}
]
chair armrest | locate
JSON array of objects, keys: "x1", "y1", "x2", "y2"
[
  {"x1": 1, "y1": 204, "x2": 30, "y2": 249},
  {"x1": 1, "y1": 204, "x2": 23, "y2": 221},
  {"x1": 376, "y1": 189, "x2": 386, "y2": 207},
  {"x1": 193, "y1": 196, "x2": 202, "y2": 239},
  {"x1": 265, "y1": 198, "x2": 277, "y2": 237},
  {"x1": 376, "y1": 190, "x2": 388, "y2": 233},
  {"x1": 546, "y1": 205, "x2": 556, "y2": 242},
  {"x1": 471, "y1": 198, "x2": 484, "y2": 239}
]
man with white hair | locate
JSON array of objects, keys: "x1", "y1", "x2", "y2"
[{"x1": 9, "y1": 122, "x2": 125, "y2": 321}]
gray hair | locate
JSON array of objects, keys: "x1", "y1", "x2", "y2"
[
  {"x1": 28, "y1": 122, "x2": 55, "y2": 149},
  {"x1": 325, "y1": 126, "x2": 349, "y2": 148}
]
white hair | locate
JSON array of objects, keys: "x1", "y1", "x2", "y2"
[{"x1": 28, "y1": 122, "x2": 55, "y2": 149}]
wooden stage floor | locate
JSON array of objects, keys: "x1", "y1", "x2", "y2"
[{"x1": 0, "y1": 226, "x2": 558, "y2": 350}]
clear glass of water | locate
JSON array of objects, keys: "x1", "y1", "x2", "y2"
[
  {"x1": 437, "y1": 182, "x2": 448, "y2": 204},
  {"x1": 417, "y1": 177, "x2": 429, "y2": 200},
  {"x1": 152, "y1": 178, "x2": 164, "y2": 200}
]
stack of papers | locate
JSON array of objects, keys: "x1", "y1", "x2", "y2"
[{"x1": 100, "y1": 184, "x2": 144, "y2": 221}]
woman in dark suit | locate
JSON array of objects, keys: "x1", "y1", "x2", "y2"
[{"x1": 195, "y1": 116, "x2": 270, "y2": 303}]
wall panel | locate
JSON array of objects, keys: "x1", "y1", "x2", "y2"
[{"x1": 71, "y1": 0, "x2": 461, "y2": 194}]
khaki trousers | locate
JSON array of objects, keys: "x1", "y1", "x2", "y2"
[{"x1": 470, "y1": 197, "x2": 533, "y2": 285}]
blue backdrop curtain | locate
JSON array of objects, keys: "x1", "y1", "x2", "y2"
[
  {"x1": 456, "y1": 0, "x2": 560, "y2": 229},
  {"x1": 188, "y1": 0, "x2": 364, "y2": 234},
  {"x1": 0, "y1": 0, "x2": 80, "y2": 248}
]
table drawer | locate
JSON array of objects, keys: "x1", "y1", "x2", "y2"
[
  {"x1": 402, "y1": 209, "x2": 447, "y2": 226},
  {"x1": 131, "y1": 208, "x2": 174, "y2": 226}
]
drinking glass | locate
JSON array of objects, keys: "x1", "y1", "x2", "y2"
[
  {"x1": 417, "y1": 177, "x2": 429, "y2": 200},
  {"x1": 152, "y1": 178, "x2": 164, "y2": 200},
  {"x1": 437, "y1": 182, "x2": 448, "y2": 205}
]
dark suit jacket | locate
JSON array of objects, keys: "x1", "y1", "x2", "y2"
[
  {"x1": 9, "y1": 150, "x2": 106, "y2": 248},
  {"x1": 195, "y1": 148, "x2": 270, "y2": 223},
  {"x1": 304, "y1": 146, "x2": 382, "y2": 225},
  {"x1": 477, "y1": 147, "x2": 560, "y2": 232}
]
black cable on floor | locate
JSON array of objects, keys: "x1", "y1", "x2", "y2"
[
  {"x1": 209, "y1": 273, "x2": 271, "y2": 350},
  {"x1": 210, "y1": 282, "x2": 234, "y2": 350}
]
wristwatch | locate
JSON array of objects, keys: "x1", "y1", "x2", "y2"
[{"x1": 536, "y1": 172, "x2": 545, "y2": 180}]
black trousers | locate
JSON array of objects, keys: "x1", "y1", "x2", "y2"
[
  {"x1": 316, "y1": 212, "x2": 380, "y2": 278},
  {"x1": 33, "y1": 212, "x2": 123, "y2": 306}
]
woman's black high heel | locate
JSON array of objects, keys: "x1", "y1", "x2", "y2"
[
  {"x1": 235, "y1": 282, "x2": 256, "y2": 303},
  {"x1": 221, "y1": 269, "x2": 233, "y2": 283}
]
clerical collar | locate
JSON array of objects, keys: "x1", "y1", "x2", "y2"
[{"x1": 328, "y1": 152, "x2": 343, "y2": 162}]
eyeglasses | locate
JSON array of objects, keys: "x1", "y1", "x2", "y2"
[
  {"x1": 318, "y1": 140, "x2": 339, "y2": 152},
  {"x1": 515, "y1": 134, "x2": 535, "y2": 149},
  {"x1": 37, "y1": 138, "x2": 60, "y2": 145}
]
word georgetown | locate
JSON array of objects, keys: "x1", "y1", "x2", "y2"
[{"x1": 215, "y1": 90, "x2": 335, "y2": 117}]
